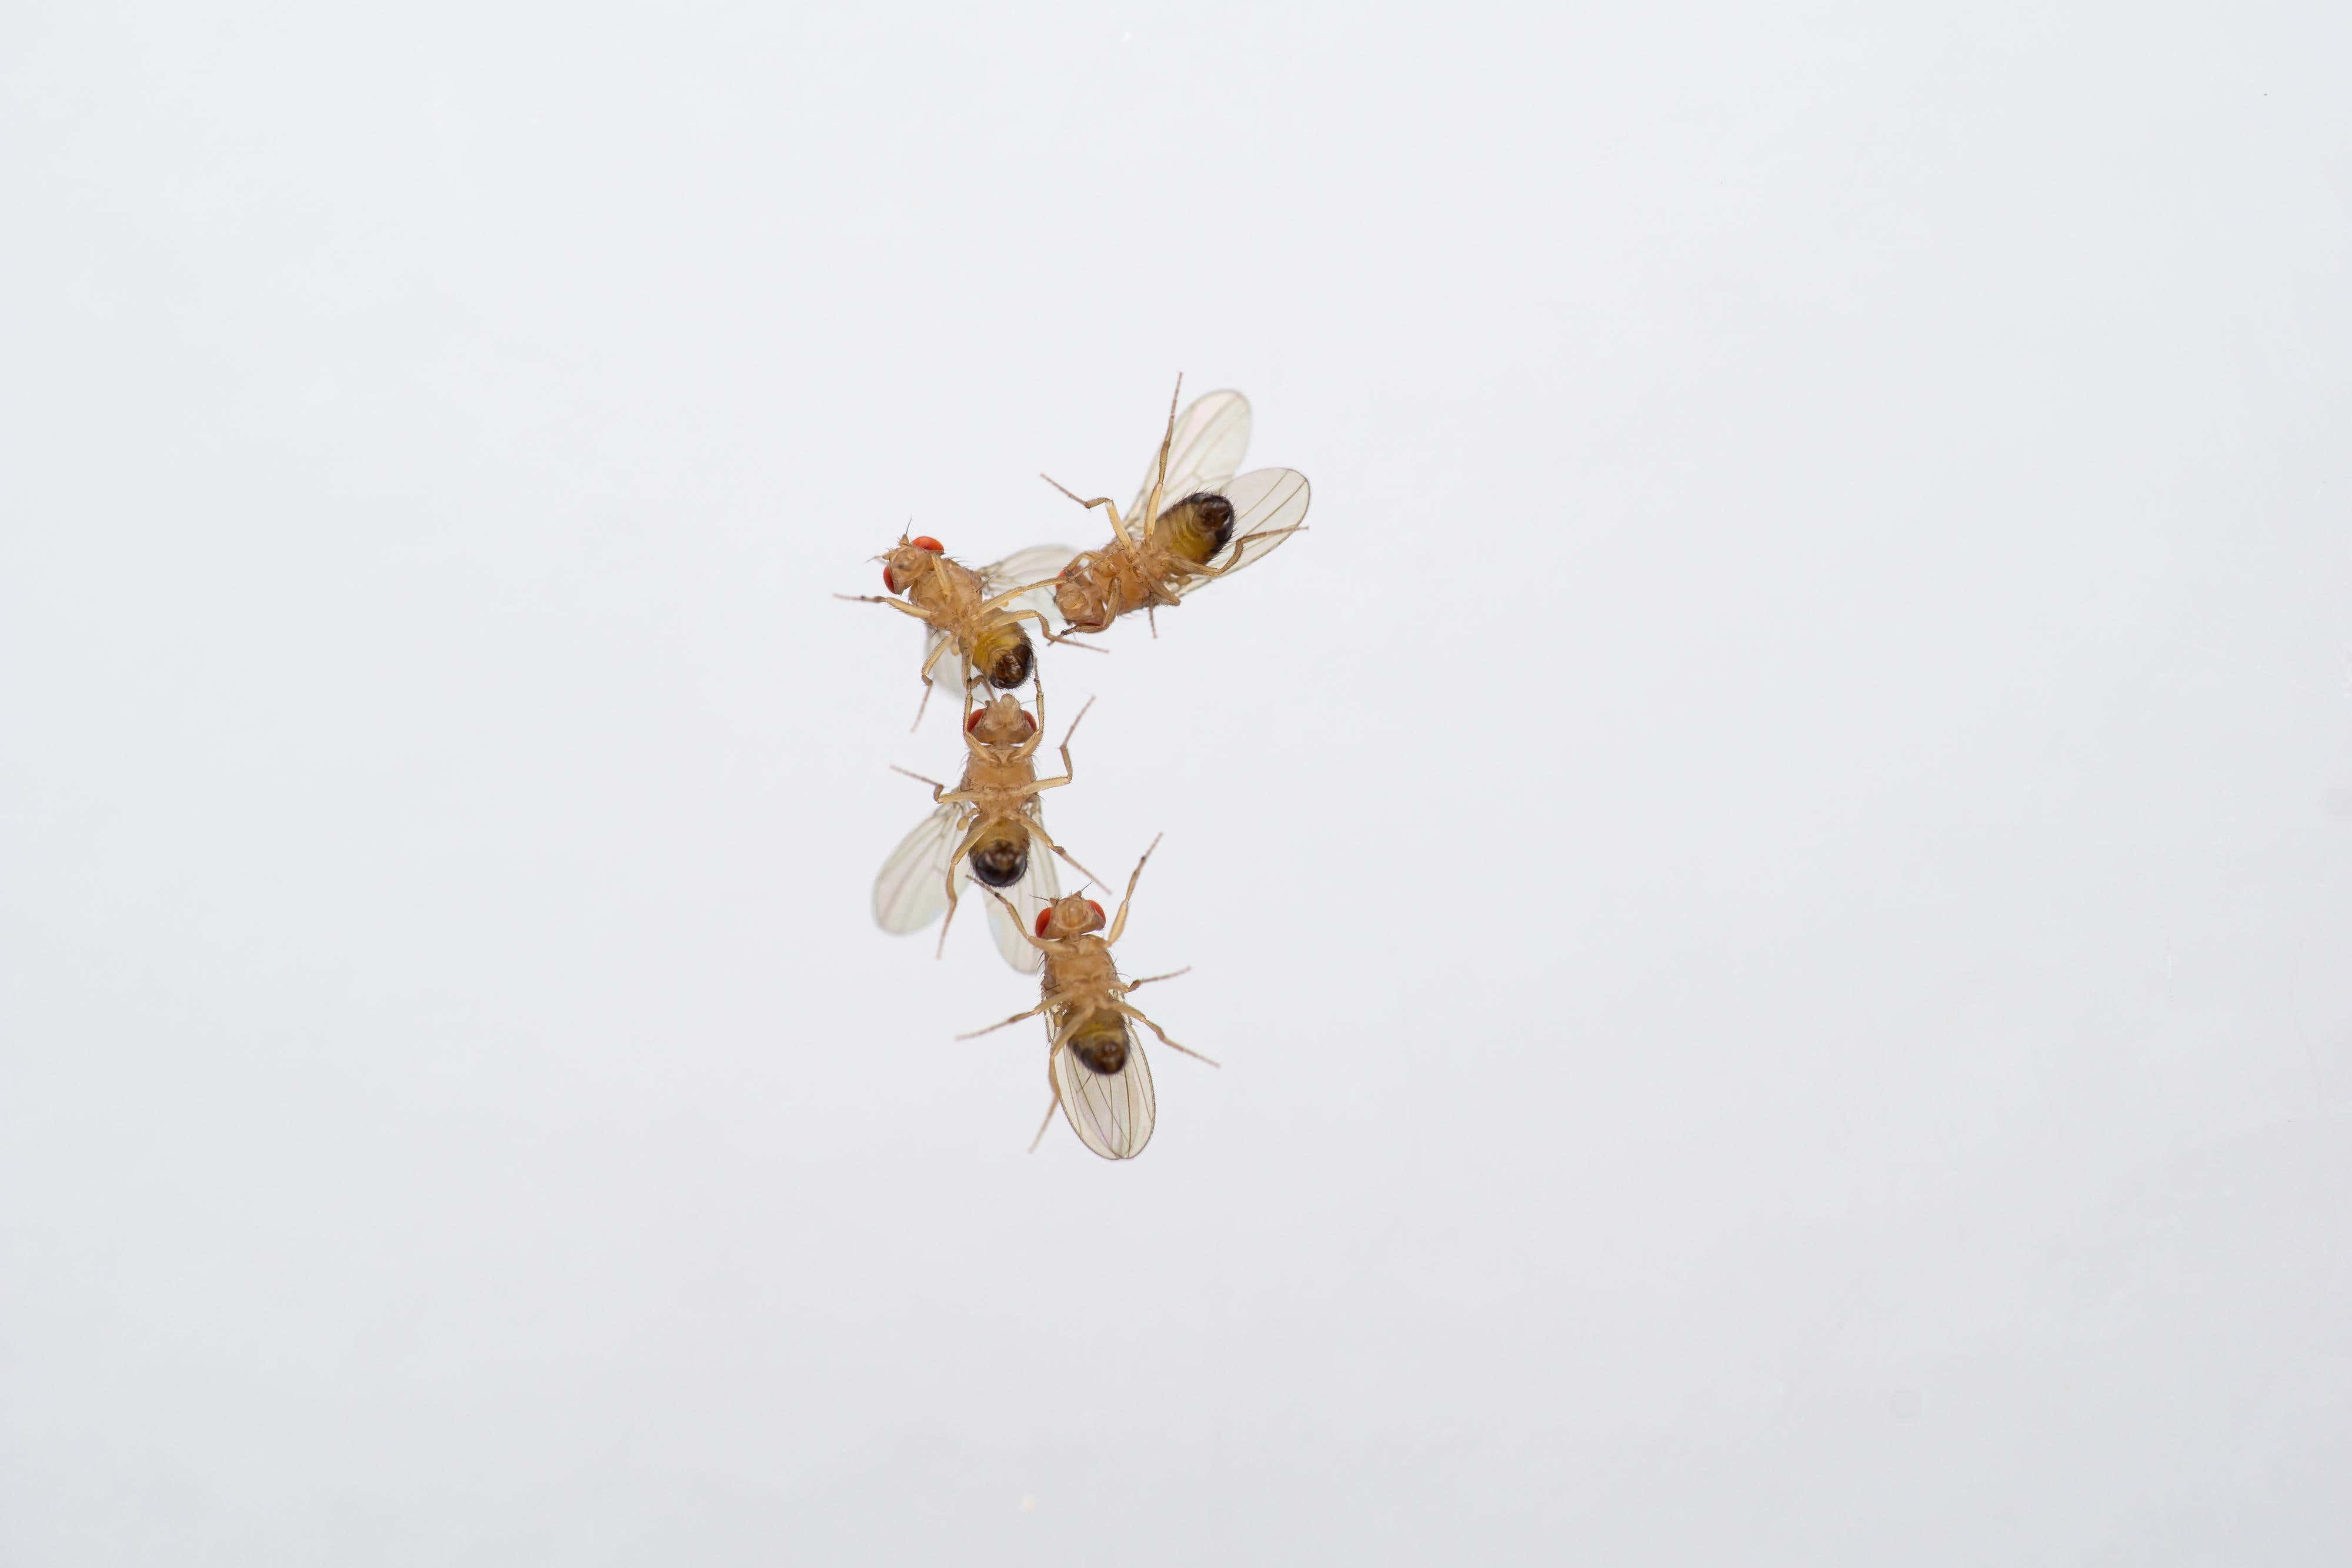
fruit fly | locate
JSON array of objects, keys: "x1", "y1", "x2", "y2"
[
  {"x1": 837, "y1": 533, "x2": 1080, "y2": 725},
  {"x1": 958, "y1": 835, "x2": 1214, "y2": 1159},
  {"x1": 1042, "y1": 382, "x2": 1312, "y2": 636},
  {"x1": 871, "y1": 679, "x2": 1102, "y2": 973}
]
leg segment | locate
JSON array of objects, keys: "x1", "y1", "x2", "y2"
[
  {"x1": 1137, "y1": 375, "x2": 1183, "y2": 540},
  {"x1": 889, "y1": 764, "x2": 949, "y2": 798},
  {"x1": 1191, "y1": 525, "x2": 1308, "y2": 581},
  {"x1": 837, "y1": 593, "x2": 935, "y2": 620},
  {"x1": 1039, "y1": 474, "x2": 1137, "y2": 550},
  {"x1": 934, "y1": 822, "x2": 989, "y2": 958},
  {"x1": 1105, "y1": 832, "x2": 1164, "y2": 944},
  {"x1": 1021, "y1": 695, "x2": 1095, "y2": 792},
  {"x1": 1024, "y1": 819, "x2": 1105, "y2": 892},
  {"x1": 1117, "y1": 1001, "x2": 1219, "y2": 1067},
  {"x1": 1015, "y1": 605, "x2": 1102, "y2": 652},
  {"x1": 956, "y1": 1002, "x2": 1048, "y2": 1041},
  {"x1": 1027, "y1": 1090, "x2": 1061, "y2": 1153},
  {"x1": 982, "y1": 887, "x2": 1056, "y2": 954}
]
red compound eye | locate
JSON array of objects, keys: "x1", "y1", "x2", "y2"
[
  {"x1": 1033, "y1": 907, "x2": 1055, "y2": 938},
  {"x1": 1023, "y1": 713, "x2": 1038, "y2": 733},
  {"x1": 911, "y1": 536, "x2": 943, "y2": 554},
  {"x1": 882, "y1": 565, "x2": 899, "y2": 592},
  {"x1": 1085, "y1": 899, "x2": 1105, "y2": 924},
  {"x1": 965, "y1": 709, "x2": 985, "y2": 733}
]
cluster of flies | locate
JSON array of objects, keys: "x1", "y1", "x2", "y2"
[{"x1": 842, "y1": 382, "x2": 1310, "y2": 1159}]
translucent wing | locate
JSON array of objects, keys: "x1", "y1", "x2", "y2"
[
  {"x1": 872, "y1": 802, "x2": 963, "y2": 932},
  {"x1": 1130, "y1": 390, "x2": 1252, "y2": 525},
  {"x1": 979, "y1": 543, "x2": 1080, "y2": 626},
  {"x1": 1049, "y1": 1013, "x2": 1156, "y2": 1160},
  {"x1": 980, "y1": 544, "x2": 1080, "y2": 596},
  {"x1": 982, "y1": 815, "x2": 1060, "y2": 974},
  {"x1": 1172, "y1": 468, "x2": 1312, "y2": 597}
]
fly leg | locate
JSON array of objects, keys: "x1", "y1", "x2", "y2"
[
  {"x1": 956, "y1": 1001, "x2": 1049, "y2": 1041},
  {"x1": 916, "y1": 630, "x2": 960, "y2": 688},
  {"x1": 1010, "y1": 604, "x2": 1103, "y2": 653},
  {"x1": 975, "y1": 576, "x2": 1069, "y2": 613},
  {"x1": 1142, "y1": 569, "x2": 1186, "y2": 636},
  {"x1": 980, "y1": 887, "x2": 1057, "y2": 955},
  {"x1": 1027, "y1": 1090, "x2": 1062, "y2": 1153},
  {"x1": 1029, "y1": 1025, "x2": 1082, "y2": 1151},
  {"x1": 935, "y1": 820, "x2": 989, "y2": 958},
  {"x1": 910, "y1": 632, "x2": 965, "y2": 730},
  {"x1": 1115, "y1": 1001, "x2": 1219, "y2": 1067},
  {"x1": 959, "y1": 586, "x2": 1096, "y2": 655},
  {"x1": 1022, "y1": 818, "x2": 1105, "y2": 891},
  {"x1": 1039, "y1": 476, "x2": 1139, "y2": 551},
  {"x1": 970, "y1": 577, "x2": 1099, "y2": 652},
  {"x1": 1135, "y1": 374, "x2": 1185, "y2": 545},
  {"x1": 1024, "y1": 695, "x2": 1095, "y2": 790},
  {"x1": 1123, "y1": 966, "x2": 1190, "y2": 991},
  {"x1": 836, "y1": 592, "x2": 936, "y2": 620},
  {"x1": 1006, "y1": 676, "x2": 1047, "y2": 764},
  {"x1": 1104, "y1": 832, "x2": 1164, "y2": 944},
  {"x1": 855, "y1": 588, "x2": 949, "y2": 724},
  {"x1": 917, "y1": 628, "x2": 990, "y2": 729},
  {"x1": 1189, "y1": 525, "x2": 1309, "y2": 582},
  {"x1": 889, "y1": 764, "x2": 950, "y2": 803}
]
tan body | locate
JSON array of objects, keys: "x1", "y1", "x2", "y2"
[
  {"x1": 1052, "y1": 495, "x2": 1237, "y2": 632},
  {"x1": 838, "y1": 535, "x2": 1074, "y2": 722},
  {"x1": 1043, "y1": 382, "x2": 1311, "y2": 636},
  {"x1": 890, "y1": 688, "x2": 1097, "y2": 957},
  {"x1": 959, "y1": 836, "x2": 1213, "y2": 1159},
  {"x1": 900, "y1": 549, "x2": 1021, "y2": 678}
]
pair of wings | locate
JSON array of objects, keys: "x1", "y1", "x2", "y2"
[
  {"x1": 1126, "y1": 388, "x2": 1313, "y2": 595},
  {"x1": 1049, "y1": 1012, "x2": 1156, "y2": 1161},
  {"x1": 870, "y1": 800, "x2": 1060, "y2": 973},
  {"x1": 916, "y1": 389, "x2": 1313, "y2": 693},
  {"x1": 873, "y1": 804, "x2": 1157, "y2": 1157}
]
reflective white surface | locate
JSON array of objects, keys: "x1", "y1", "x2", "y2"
[{"x1": 4, "y1": 2, "x2": 2350, "y2": 1561}]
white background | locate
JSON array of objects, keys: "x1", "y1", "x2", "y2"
[{"x1": 5, "y1": 2, "x2": 2350, "y2": 1562}]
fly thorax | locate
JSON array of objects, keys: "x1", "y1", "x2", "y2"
[
  {"x1": 1043, "y1": 938, "x2": 1117, "y2": 996},
  {"x1": 961, "y1": 753, "x2": 1031, "y2": 795}
]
